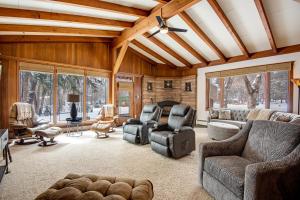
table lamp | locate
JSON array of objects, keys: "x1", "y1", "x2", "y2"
[
  {"x1": 292, "y1": 78, "x2": 300, "y2": 114},
  {"x1": 67, "y1": 94, "x2": 80, "y2": 120}
]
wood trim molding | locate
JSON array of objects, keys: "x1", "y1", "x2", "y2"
[
  {"x1": 113, "y1": 0, "x2": 201, "y2": 48},
  {"x1": 0, "y1": 24, "x2": 121, "y2": 37},
  {"x1": 0, "y1": 54, "x2": 112, "y2": 74},
  {"x1": 167, "y1": 32, "x2": 208, "y2": 65},
  {"x1": 178, "y1": 11, "x2": 226, "y2": 61},
  {"x1": 53, "y1": 0, "x2": 149, "y2": 17},
  {"x1": 207, "y1": 0, "x2": 249, "y2": 57},
  {"x1": 0, "y1": 7, "x2": 133, "y2": 28},
  {"x1": 254, "y1": 0, "x2": 277, "y2": 53},
  {"x1": 143, "y1": 32, "x2": 191, "y2": 67},
  {"x1": 0, "y1": 35, "x2": 113, "y2": 43},
  {"x1": 131, "y1": 40, "x2": 175, "y2": 67}
]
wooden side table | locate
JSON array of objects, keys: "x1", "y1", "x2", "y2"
[{"x1": 0, "y1": 129, "x2": 12, "y2": 183}]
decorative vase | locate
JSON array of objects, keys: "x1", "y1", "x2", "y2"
[{"x1": 70, "y1": 102, "x2": 77, "y2": 120}]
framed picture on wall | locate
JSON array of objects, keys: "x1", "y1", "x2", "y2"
[
  {"x1": 185, "y1": 82, "x2": 192, "y2": 92},
  {"x1": 164, "y1": 80, "x2": 173, "y2": 89},
  {"x1": 147, "y1": 82, "x2": 153, "y2": 91}
]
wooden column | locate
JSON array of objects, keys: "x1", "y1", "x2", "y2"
[
  {"x1": 53, "y1": 67, "x2": 58, "y2": 124},
  {"x1": 264, "y1": 72, "x2": 271, "y2": 109},
  {"x1": 219, "y1": 78, "x2": 225, "y2": 108}
]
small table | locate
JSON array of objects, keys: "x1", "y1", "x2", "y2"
[
  {"x1": 0, "y1": 129, "x2": 12, "y2": 183},
  {"x1": 66, "y1": 118, "x2": 83, "y2": 136},
  {"x1": 207, "y1": 122, "x2": 240, "y2": 140}
]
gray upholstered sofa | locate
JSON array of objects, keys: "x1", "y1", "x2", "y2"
[
  {"x1": 123, "y1": 104, "x2": 162, "y2": 145},
  {"x1": 199, "y1": 120, "x2": 300, "y2": 200},
  {"x1": 208, "y1": 109, "x2": 250, "y2": 128},
  {"x1": 208, "y1": 108, "x2": 300, "y2": 128},
  {"x1": 150, "y1": 104, "x2": 196, "y2": 158}
]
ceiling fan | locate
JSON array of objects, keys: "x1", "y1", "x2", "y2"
[{"x1": 147, "y1": 9, "x2": 188, "y2": 38}]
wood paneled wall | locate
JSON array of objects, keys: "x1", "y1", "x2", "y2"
[
  {"x1": 143, "y1": 75, "x2": 197, "y2": 109},
  {"x1": 0, "y1": 42, "x2": 111, "y2": 70}
]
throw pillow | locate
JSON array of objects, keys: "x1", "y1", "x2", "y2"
[
  {"x1": 247, "y1": 108, "x2": 261, "y2": 120},
  {"x1": 209, "y1": 109, "x2": 219, "y2": 119},
  {"x1": 255, "y1": 109, "x2": 274, "y2": 120},
  {"x1": 219, "y1": 109, "x2": 231, "y2": 120},
  {"x1": 274, "y1": 115, "x2": 291, "y2": 122}
]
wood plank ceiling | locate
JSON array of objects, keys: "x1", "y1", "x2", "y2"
[{"x1": 0, "y1": 0, "x2": 300, "y2": 70}]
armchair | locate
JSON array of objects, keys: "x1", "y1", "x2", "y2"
[
  {"x1": 9, "y1": 102, "x2": 50, "y2": 144},
  {"x1": 123, "y1": 104, "x2": 162, "y2": 145},
  {"x1": 150, "y1": 104, "x2": 196, "y2": 158},
  {"x1": 91, "y1": 104, "x2": 119, "y2": 138},
  {"x1": 199, "y1": 120, "x2": 300, "y2": 200}
]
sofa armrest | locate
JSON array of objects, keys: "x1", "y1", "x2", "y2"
[
  {"x1": 124, "y1": 118, "x2": 142, "y2": 125},
  {"x1": 143, "y1": 120, "x2": 158, "y2": 128},
  {"x1": 199, "y1": 120, "x2": 253, "y2": 185},
  {"x1": 244, "y1": 144, "x2": 300, "y2": 200},
  {"x1": 149, "y1": 123, "x2": 170, "y2": 133},
  {"x1": 169, "y1": 127, "x2": 195, "y2": 158}
]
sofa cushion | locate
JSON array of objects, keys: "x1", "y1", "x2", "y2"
[
  {"x1": 290, "y1": 118, "x2": 300, "y2": 125},
  {"x1": 150, "y1": 131, "x2": 171, "y2": 146},
  {"x1": 242, "y1": 120, "x2": 300, "y2": 162},
  {"x1": 219, "y1": 109, "x2": 231, "y2": 120},
  {"x1": 210, "y1": 119, "x2": 246, "y2": 129},
  {"x1": 230, "y1": 109, "x2": 249, "y2": 122},
  {"x1": 255, "y1": 109, "x2": 274, "y2": 120},
  {"x1": 270, "y1": 111, "x2": 300, "y2": 122},
  {"x1": 204, "y1": 156, "x2": 254, "y2": 199}
]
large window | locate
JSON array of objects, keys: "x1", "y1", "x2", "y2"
[
  {"x1": 57, "y1": 74, "x2": 84, "y2": 121},
  {"x1": 207, "y1": 63, "x2": 292, "y2": 112},
  {"x1": 18, "y1": 64, "x2": 109, "y2": 123},
  {"x1": 86, "y1": 76, "x2": 108, "y2": 119},
  {"x1": 19, "y1": 71, "x2": 53, "y2": 122}
]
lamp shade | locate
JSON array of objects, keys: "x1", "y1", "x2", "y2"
[{"x1": 67, "y1": 94, "x2": 80, "y2": 102}]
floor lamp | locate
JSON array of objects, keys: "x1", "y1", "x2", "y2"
[{"x1": 292, "y1": 79, "x2": 300, "y2": 114}]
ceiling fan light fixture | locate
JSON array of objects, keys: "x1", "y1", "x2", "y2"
[{"x1": 160, "y1": 26, "x2": 168, "y2": 34}]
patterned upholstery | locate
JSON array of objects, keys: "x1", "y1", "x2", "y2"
[
  {"x1": 230, "y1": 109, "x2": 250, "y2": 122},
  {"x1": 35, "y1": 173, "x2": 154, "y2": 200},
  {"x1": 199, "y1": 120, "x2": 300, "y2": 200},
  {"x1": 269, "y1": 111, "x2": 300, "y2": 122}
]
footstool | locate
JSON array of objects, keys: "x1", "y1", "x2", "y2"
[
  {"x1": 35, "y1": 127, "x2": 62, "y2": 146},
  {"x1": 91, "y1": 122, "x2": 113, "y2": 139},
  {"x1": 207, "y1": 122, "x2": 240, "y2": 140},
  {"x1": 35, "y1": 173, "x2": 154, "y2": 200}
]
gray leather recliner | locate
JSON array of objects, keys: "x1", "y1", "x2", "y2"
[
  {"x1": 123, "y1": 104, "x2": 162, "y2": 145},
  {"x1": 150, "y1": 104, "x2": 196, "y2": 158}
]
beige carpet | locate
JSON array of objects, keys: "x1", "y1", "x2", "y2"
[{"x1": 0, "y1": 127, "x2": 213, "y2": 200}]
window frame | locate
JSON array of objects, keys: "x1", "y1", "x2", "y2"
[
  {"x1": 205, "y1": 62, "x2": 294, "y2": 112},
  {"x1": 18, "y1": 62, "x2": 110, "y2": 124}
]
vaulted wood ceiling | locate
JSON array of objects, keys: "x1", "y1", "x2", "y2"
[{"x1": 0, "y1": 0, "x2": 300, "y2": 70}]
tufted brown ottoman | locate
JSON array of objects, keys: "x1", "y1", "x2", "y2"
[{"x1": 35, "y1": 173, "x2": 154, "y2": 200}]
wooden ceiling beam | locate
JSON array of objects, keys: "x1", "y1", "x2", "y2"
[
  {"x1": 0, "y1": 24, "x2": 120, "y2": 37},
  {"x1": 207, "y1": 0, "x2": 249, "y2": 57},
  {"x1": 143, "y1": 32, "x2": 192, "y2": 67},
  {"x1": 53, "y1": 0, "x2": 149, "y2": 18},
  {"x1": 167, "y1": 32, "x2": 208, "y2": 65},
  {"x1": 254, "y1": 0, "x2": 277, "y2": 53},
  {"x1": 0, "y1": 7, "x2": 133, "y2": 28},
  {"x1": 113, "y1": 41, "x2": 129, "y2": 74},
  {"x1": 113, "y1": 0, "x2": 201, "y2": 48},
  {"x1": 131, "y1": 40, "x2": 176, "y2": 67},
  {"x1": 0, "y1": 35, "x2": 112, "y2": 43},
  {"x1": 178, "y1": 11, "x2": 226, "y2": 61},
  {"x1": 193, "y1": 44, "x2": 300, "y2": 68},
  {"x1": 128, "y1": 47, "x2": 157, "y2": 65},
  {"x1": 153, "y1": 0, "x2": 170, "y2": 4}
]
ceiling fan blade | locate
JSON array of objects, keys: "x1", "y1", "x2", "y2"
[
  {"x1": 156, "y1": 16, "x2": 164, "y2": 27},
  {"x1": 168, "y1": 27, "x2": 187, "y2": 32},
  {"x1": 147, "y1": 30, "x2": 160, "y2": 38}
]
